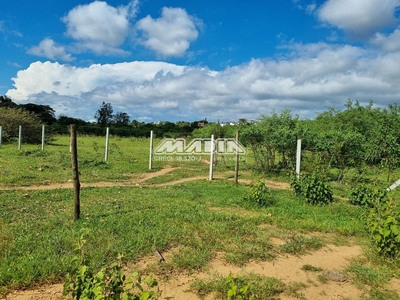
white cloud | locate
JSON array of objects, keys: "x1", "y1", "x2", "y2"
[
  {"x1": 7, "y1": 61, "x2": 22, "y2": 68},
  {"x1": 136, "y1": 7, "x2": 200, "y2": 57},
  {"x1": 371, "y1": 28, "x2": 400, "y2": 52},
  {"x1": 318, "y1": 0, "x2": 400, "y2": 38},
  {"x1": 6, "y1": 41, "x2": 400, "y2": 121},
  {"x1": 27, "y1": 38, "x2": 74, "y2": 61},
  {"x1": 7, "y1": 61, "x2": 186, "y2": 101},
  {"x1": 305, "y1": 4, "x2": 316, "y2": 15},
  {"x1": 62, "y1": 0, "x2": 138, "y2": 55},
  {"x1": 0, "y1": 20, "x2": 23, "y2": 37},
  {"x1": 326, "y1": 30, "x2": 339, "y2": 42}
]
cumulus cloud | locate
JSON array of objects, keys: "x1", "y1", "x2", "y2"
[
  {"x1": 62, "y1": 0, "x2": 138, "y2": 55},
  {"x1": 7, "y1": 40, "x2": 400, "y2": 121},
  {"x1": 318, "y1": 0, "x2": 400, "y2": 39},
  {"x1": 371, "y1": 28, "x2": 400, "y2": 52},
  {"x1": 27, "y1": 38, "x2": 74, "y2": 61},
  {"x1": 136, "y1": 7, "x2": 200, "y2": 57}
]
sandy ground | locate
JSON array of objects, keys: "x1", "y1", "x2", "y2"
[{"x1": 2, "y1": 243, "x2": 367, "y2": 300}]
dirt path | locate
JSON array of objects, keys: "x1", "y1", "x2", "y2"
[
  {"x1": 2, "y1": 243, "x2": 367, "y2": 300},
  {"x1": 0, "y1": 167, "x2": 180, "y2": 191},
  {"x1": 0, "y1": 167, "x2": 291, "y2": 191}
]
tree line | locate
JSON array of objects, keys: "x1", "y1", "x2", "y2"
[
  {"x1": 0, "y1": 96, "x2": 206, "y2": 139},
  {"x1": 2, "y1": 95, "x2": 399, "y2": 182},
  {"x1": 192, "y1": 100, "x2": 400, "y2": 183}
]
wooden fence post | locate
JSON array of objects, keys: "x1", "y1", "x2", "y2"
[{"x1": 70, "y1": 124, "x2": 80, "y2": 221}]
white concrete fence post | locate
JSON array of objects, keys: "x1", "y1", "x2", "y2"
[
  {"x1": 296, "y1": 139, "x2": 302, "y2": 178},
  {"x1": 18, "y1": 125, "x2": 22, "y2": 150},
  {"x1": 105, "y1": 127, "x2": 110, "y2": 161},
  {"x1": 41, "y1": 125, "x2": 45, "y2": 151},
  {"x1": 209, "y1": 134, "x2": 215, "y2": 180},
  {"x1": 149, "y1": 130, "x2": 154, "y2": 170}
]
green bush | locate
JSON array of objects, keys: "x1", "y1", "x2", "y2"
[
  {"x1": 365, "y1": 198, "x2": 400, "y2": 259},
  {"x1": 351, "y1": 185, "x2": 388, "y2": 208},
  {"x1": 350, "y1": 184, "x2": 374, "y2": 207},
  {"x1": 0, "y1": 107, "x2": 43, "y2": 143},
  {"x1": 291, "y1": 175, "x2": 333, "y2": 206},
  {"x1": 63, "y1": 230, "x2": 158, "y2": 300},
  {"x1": 290, "y1": 176, "x2": 303, "y2": 196},
  {"x1": 244, "y1": 180, "x2": 274, "y2": 207}
]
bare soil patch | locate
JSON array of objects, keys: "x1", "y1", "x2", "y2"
[
  {"x1": 2, "y1": 167, "x2": 291, "y2": 192},
  {"x1": 3, "y1": 244, "x2": 365, "y2": 300}
]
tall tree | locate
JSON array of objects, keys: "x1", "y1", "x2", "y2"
[
  {"x1": 57, "y1": 115, "x2": 87, "y2": 126},
  {"x1": 113, "y1": 112, "x2": 130, "y2": 126},
  {"x1": 19, "y1": 103, "x2": 56, "y2": 124},
  {"x1": 0, "y1": 95, "x2": 18, "y2": 108},
  {"x1": 0, "y1": 107, "x2": 42, "y2": 142},
  {"x1": 94, "y1": 102, "x2": 113, "y2": 126}
]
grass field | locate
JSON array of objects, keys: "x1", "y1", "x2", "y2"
[{"x1": 1, "y1": 135, "x2": 400, "y2": 299}]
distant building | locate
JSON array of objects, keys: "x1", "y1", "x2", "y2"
[{"x1": 220, "y1": 121, "x2": 238, "y2": 127}]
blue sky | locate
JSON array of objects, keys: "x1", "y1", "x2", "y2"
[{"x1": 1, "y1": 0, "x2": 400, "y2": 122}]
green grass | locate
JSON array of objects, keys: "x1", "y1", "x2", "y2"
[
  {"x1": 0, "y1": 179, "x2": 368, "y2": 294},
  {"x1": 0, "y1": 135, "x2": 153, "y2": 186},
  {"x1": 0, "y1": 135, "x2": 255, "y2": 187},
  {"x1": 1, "y1": 135, "x2": 400, "y2": 298},
  {"x1": 301, "y1": 264, "x2": 323, "y2": 272},
  {"x1": 190, "y1": 273, "x2": 286, "y2": 299}
]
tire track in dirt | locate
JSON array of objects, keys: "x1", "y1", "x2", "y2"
[
  {"x1": 0, "y1": 167, "x2": 180, "y2": 191},
  {"x1": 0, "y1": 167, "x2": 291, "y2": 191}
]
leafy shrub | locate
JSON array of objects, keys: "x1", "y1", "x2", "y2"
[
  {"x1": 291, "y1": 175, "x2": 333, "y2": 205},
  {"x1": 63, "y1": 230, "x2": 158, "y2": 300},
  {"x1": 365, "y1": 198, "x2": 400, "y2": 259},
  {"x1": 290, "y1": 176, "x2": 303, "y2": 196},
  {"x1": 350, "y1": 184, "x2": 374, "y2": 207},
  {"x1": 303, "y1": 176, "x2": 333, "y2": 205},
  {"x1": 0, "y1": 107, "x2": 43, "y2": 143},
  {"x1": 191, "y1": 273, "x2": 285, "y2": 300},
  {"x1": 351, "y1": 185, "x2": 388, "y2": 208},
  {"x1": 226, "y1": 274, "x2": 250, "y2": 300},
  {"x1": 244, "y1": 180, "x2": 273, "y2": 207}
]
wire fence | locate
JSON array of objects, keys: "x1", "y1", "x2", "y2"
[{"x1": 0, "y1": 124, "x2": 396, "y2": 186}]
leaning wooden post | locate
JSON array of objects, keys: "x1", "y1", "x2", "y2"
[
  {"x1": 234, "y1": 130, "x2": 240, "y2": 185},
  {"x1": 149, "y1": 130, "x2": 154, "y2": 170},
  {"x1": 70, "y1": 124, "x2": 81, "y2": 221}
]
